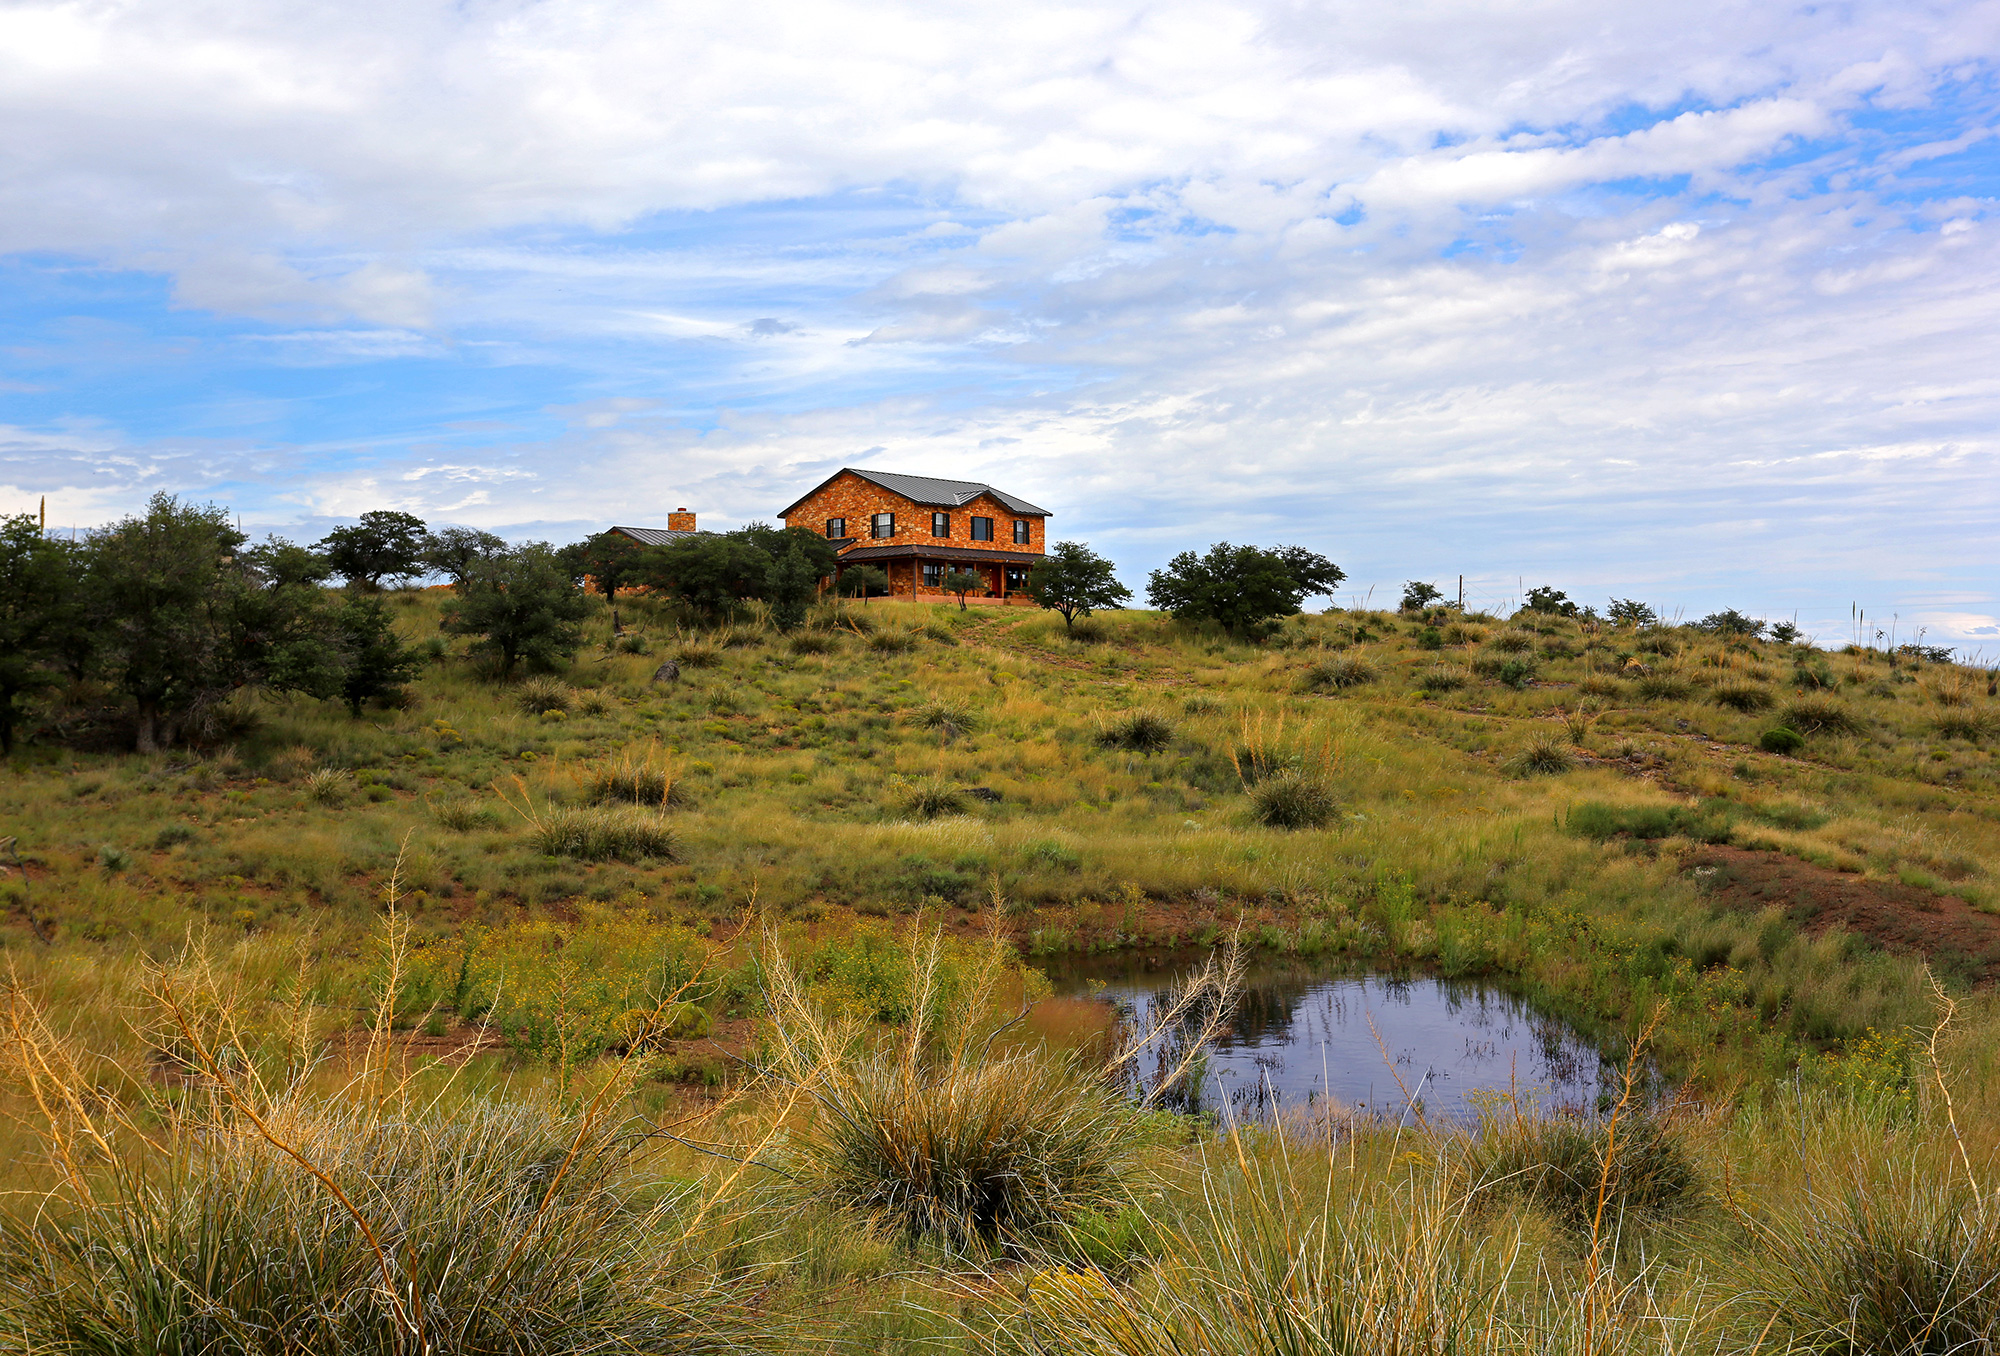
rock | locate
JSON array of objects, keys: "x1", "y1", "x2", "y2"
[
  {"x1": 961, "y1": 786, "x2": 1002, "y2": 802},
  {"x1": 651, "y1": 660, "x2": 681, "y2": 684}
]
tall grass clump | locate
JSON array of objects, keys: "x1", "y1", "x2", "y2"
[
  {"x1": 1252, "y1": 771, "x2": 1339, "y2": 829},
  {"x1": 673, "y1": 637, "x2": 722, "y2": 668},
  {"x1": 867, "y1": 628, "x2": 920, "y2": 654},
  {"x1": 1933, "y1": 710, "x2": 1994, "y2": 741},
  {"x1": 1417, "y1": 664, "x2": 1468, "y2": 693},
  {"x1": 1098, "y1": 710, "x2": 1174, "y2": 752},
  {"x1": 913, "y1": 699, "x2": 978, "y2": 742},
  {"x1": 895, "y1": 775, "x2": 968, "y2": 820},
  {"x1": 514, "y1": 675, "x2": 573, "y2": 714},
  {"x1": 1782, "y1": 696, "x2": 1865, "y2": 736},
  {"x1": 303, "y1": 767, "x2": 351, "y2": 805},
  {"x1": 1635, "y1": 674, "x2": 1696, "y2": 702},
  {"x1": 1305, "y1": 656, "x2": 1375, "y2": 691},
  {"x1": 0, "y1": 935, "x2": 758, "y2": 1356},
  {"x1": 1712, "y1": 680, "x2": 1776, "y2": 712},
  {"x1": 587, "y1": 745, "x2": 689, "y2": 807},
  {"x1": 1505, "y1": 735, "x2": 1574, "y2": 777},
  {"x1": 760, "y1": 931, "x2": 1138, "y2": 1253},
  {"x1": 788, "y1": 631, "x2": 838, "y2": 655},
  {"x1": 1469, "y1": 1111, "x2": 1700, "y2": 1235},
  {"x1": 527, "y1": 804, "x2": 679, "y2": 861},
  {"x1": 1750, "y1": 1180, "x2": 2000, "y2": 1354}
]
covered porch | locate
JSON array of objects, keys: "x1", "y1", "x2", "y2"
[{"x1": 832, "y1": 544, "x2": 1040, "y2": 601}]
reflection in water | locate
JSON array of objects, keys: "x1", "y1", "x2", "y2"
[{"x1": 1044, "y1": 958, "x2": 1622, "y2": 1123}]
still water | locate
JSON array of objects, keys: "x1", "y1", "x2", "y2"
[{"x1": 1041, "y1": 956, "x2": 1623, "y2": 1123}]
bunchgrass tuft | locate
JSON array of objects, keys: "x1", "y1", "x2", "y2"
[
  {"x1": 303, "y1": 767, "x2": 351, "y2": 805},
  {"x1": 1252, "y1": 771, "x2": 1339, "y2": 829},
  {"x1": 1711, "y1": 681, "x2": 1775, "y2": 712},
  {"x1": 514, "y1": 675, "x2": 573, "y2": 714},
  {"x1": 897, "y1": 775, "x2": 968, "y2": 819},
  {"x1": 1635, "y1": 674, "x2": 1696, "y2": 701},
  {"x1": 1933, "y1": 710, "x2": 1993, "y2": 740},
  {"x1": 1469, "y1": 1111, "x2": 1700, "y2": 1235},
  {"x1": 673, "y1": 638, "x2": 722, "y2": 668},
  {"x1": 1781, "y1": 696, "x2": 1864, "y2": 736},
  {"x1": 913, "y1": 699, "x2": 979, "y2": 742},
  {"x1": 530, "y1": 804, "x2": 679, "y2": 861},
  {"x1": 1489, "y1": 632, "x2": 1535, "y2": 653},
  {"x1": 1506, "y1": 736, "x2": 1574, "y2": 776},
  {"x1": 1098, "y1": 710, "x2": 1174, "y2": 752},
  {"x1": 1304, "y1": 656, "x2": 1376, "y2": 691},
  {"x1": 587, "y1": 746, "x2": 689, "y2": 807},
  {"x1": 1417, "y1": 664, "x2": 1468, "y2": 693},
  {"x1": 1577, "y1": 673, "x2": 1623, "y2": 697},
  {"x1": 788, "y1": 631, "x2": 838, "y2": 655},
  {"x1": 761, "y1": 932, "x2": 1138, "y2": 1253},
  {"x1": 429, "y1": 795, "x2": 499, "y2": 831},
  {"x1": 867, "y1": 628, "x2": 920, "y2": 654}
]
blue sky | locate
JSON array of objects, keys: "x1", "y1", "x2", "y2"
[{"x1": 2, "y1": 0, "x2": 1996, "y2": 648}]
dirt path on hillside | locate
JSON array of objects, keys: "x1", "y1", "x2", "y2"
[{"x1": 1687, "y1": 844, "x2": 2000, "y2": 984}]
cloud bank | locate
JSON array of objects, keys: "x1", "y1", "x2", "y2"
[{"x1": 1, "y1": 0, "x2": 1996, "y2": 643}]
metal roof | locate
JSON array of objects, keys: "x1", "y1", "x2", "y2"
[
  {"x1": 778, "y1": 468, "x2": 1052, "y2": 519},
  {"x1": 610, "y1": 525, "x2": 702, "y2": 546}
]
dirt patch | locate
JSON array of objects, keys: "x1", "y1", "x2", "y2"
[{"x1": 1687, "y1": 844, "x2": 2000, "y2": 984}]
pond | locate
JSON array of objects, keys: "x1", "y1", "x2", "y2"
[{"x1": 1037, "y1": 954, "x2": 1628, "y2": 1124}]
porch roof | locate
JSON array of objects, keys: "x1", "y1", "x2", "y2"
[{"x1": 834, "y1": 543, "x2": 1042, "y2": 567}]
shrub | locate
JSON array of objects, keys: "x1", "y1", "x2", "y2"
[
  {"x1": 1781, "y1": 697, "x2": 1864, "y2": 736},
  {"x1": 1098, "y1": 710, "x2": 1174, "y2": 751},
  {"x1": 515, "y1": 676, "x2": 573, "y2": 714},
  {"x1": 1506, "y1": 736, "x2": 1573, "y2": 776},
  {"x1": 1635, "y1": 674, "x2": 1695, "y2": 701},
  {"x1": 1470, "y1": 1113, "x2": 1700, "y2": 1234},
  {"x1": 531, "y1": 805, "x2": 678, "y2": 861},
  {"x1": 303, "y1": 767, "x2": 351, "y2": 805},
  {"x1": 762, "y1": 937, "x2": 1136, "y2": 1252},
  {"x1": 152, "y1": 823, "x2": 196, "y2": 850},
  {"x1": 1304, "y1": 656, "x2": 1375, "y2": 691},
  {"x1": 1252, "y1": 771, "x2": 1339, "y2": 829},
  {"x1": 897, "y1": 775, "x2": 968, "y2": 819},
  {"x1": 1761, "y1": 726, "x2": 1806, "y2": 755},
  {"x1": 1711, "y1": 681, "x2": 1775, "y2": 712},
  {"x1": 1495, "y1": 658, "x2": 1538, "y2": 690},
  {"x1": 1567, "y1": 799, "x2": 1731, "y2": 843},
  {"x1": 1933, "y1": 710, "x2": 1993, "y2": 740},
  {"x1": 788, "y1": 631, "x2": 838, "y2": 655}
]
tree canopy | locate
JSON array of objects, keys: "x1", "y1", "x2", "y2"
[
  {"x1": 1025, "y1": 542, "x2": 1130, "y2": 629},
  {"x1": 442, "y1": 544, "x2": 594, "y2": 677},
  {"x1": 1146, "y1": 543, "x2": 1344, "y2": 638},
  {"x1": 318, "y1": 510, "x2": 429, "y2": 590}
]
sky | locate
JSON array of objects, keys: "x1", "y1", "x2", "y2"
[{"x1": 1, "y1": 0, "x2": 1997, "y2": 649}]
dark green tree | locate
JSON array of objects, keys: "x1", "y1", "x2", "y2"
[
  {"x1": 1524, "y1": 586, "x2": 1578, "y2": 617},
  {"x1": 1400, "y1": 581, "x2": 1444, "y2": 612},
  {"x1": 1696, "y1": 608, "x2": 1766, "y2": 638},
  {"x1": 764, "y1": 544, "x2": 819, "y2": 632},
  {"x1": 441, "y1": 544, "x2": 594, "y2": 678},
  {"x1": 325, "y1": 595, "x2": 422, "y2": 715},
  {"x1": 642, "y1": 536, "x2": 770, "y2": 617},
  {"x1": 566, "y1": 531, "x2": 651, "y2": 607},
  {"x1": 317, "y1": 510, "x2": 428, "y2": 590},
  {"x1": 1026, "y1": 542, "x2": 1131, "y2": 630},
  {"x1": 941, "y1": 569, "x2": 985, "y2": 612},
  {"x1": 422, "y1": 526, "x2": 506, "y2": 587},
  {"x1": 730, "y1": 522, "x2": 840, "y2": 580},
  {"x1": 0, "y1": 516, "x2": 89, "y2": 754},
  {"x1": 1147, "y1": 543, "x2": 1344, "y2": 639},
  {"x1": 1607, "y1": 598, "x2": 1659, "y2": 628},
  {"x1": 837, "y1": 565, "x2": 889, "y2": 604}
]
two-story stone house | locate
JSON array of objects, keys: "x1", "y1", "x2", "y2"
[{"x1": 778, "y1": 468, "x2": 1050, "y2": 600}]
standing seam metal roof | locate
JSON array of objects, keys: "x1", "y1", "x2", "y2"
[
  {"x1": 777, "y1": 468, "x2": 1051, "y2": 518},
  {"x1": 610, "y1": 526, "x2": 703, "y2": 546}
]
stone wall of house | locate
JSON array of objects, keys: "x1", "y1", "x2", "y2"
[{"x1": 782, "y1": 472, "x2": 1046, "y2": 596}]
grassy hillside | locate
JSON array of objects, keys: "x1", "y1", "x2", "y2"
[{"x1": 5, "y1": 590, "x2": 2000, "y2": 1351}]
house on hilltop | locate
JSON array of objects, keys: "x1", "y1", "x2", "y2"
[{"x1": 778, "y1": 469, "x2": 1049, "y2": 601}]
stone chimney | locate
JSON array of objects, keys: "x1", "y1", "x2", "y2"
[{"x1": 668, "y1": 507, "x2": 696, "y2": 533}]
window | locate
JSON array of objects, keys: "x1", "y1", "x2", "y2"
[
  {"x1": 1005, "y1": 565, "x2": 1031, "y2": 592},
  {"x1": 931, "y1": 511, "x2": 950, "y2": 537},
  {"x1": 871, "y1": 512, "x2": 895, "y2": 539},
  {"x1": 825, "y1": 517, "x2": 846, "y2": 539},
  {"x1": 970, "y1": 516, "x2": 993, "y2": 541},
  {"x1": 1012, "y1": 519, "x2": 1030, "y2": 544},
  {"x1": 922, "y1": 562, "x2": 944, "y2": 587}
]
